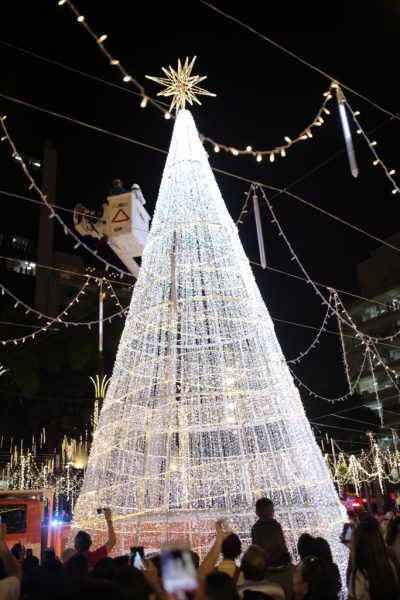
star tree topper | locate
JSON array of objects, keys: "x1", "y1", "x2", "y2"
[{"x1": 146, "y1": 56, "x2": 216, "y2": 113}]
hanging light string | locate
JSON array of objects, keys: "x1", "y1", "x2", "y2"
[
  {"x1": 259, "y1": 185, "x2": 400, "y2": 346},
  {"x1": 0, "y1": 279, "x2": 88, "y2": 346},
  {"x1": 334, "y1": 292, "x2": 353, "y2": 389},
  {"x1": 369, "y1": 339, "x2": 400, "y2": 390},
  {"x1": 1, "y1": 91, "x2": 398, "y2": 260},
  {"x1": 0, "y1": 115, "x2": 132, "y2": 278},
  {"x1": 334, "y1": 291, "x2": 400, "y2": 344},
  {"x1": 0, "y1": 280, "x2": 128, "y2": 342},
  {"x1": 255, "y1": 187, "x2": 400, "y2": 401},
  {"x1": 57, "y1": 0, "x2": 167, "y2": 118},
  {"x1": 235, "y1": 185, "x2": 253, "y2": 225},
  {"x1": 202, "y1": 86, "x2": 333, "y2": 162},
  {"x1": 106, "y1": 279, "x2": 126, "y2": 315},
  {"x1": 57, "y1": 0, "x2": 336, "y2": 161},
  {"x1": 289, "y1": 348, "x2": 369, "y2": 403},
  {"x1": 367, "y1": 347, "x2": 384, "y2": 426},
  {"x1": 345, "y1": 97, "x2": 399, "y2": 196},
  {"x1": 287, "y1": 289, "x2": 335, "y2": 364}
]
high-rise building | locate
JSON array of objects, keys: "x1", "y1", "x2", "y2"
[{"x1": 344, "y1": 233, "x2": 400, "y2": 427}]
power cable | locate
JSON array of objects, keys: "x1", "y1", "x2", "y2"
[
  {"x1": 199, "y1": 0, "x2": 400, "y2": 121},
  {"x1": 2, "y1": 92, "x2": 399, "y2": 258}
]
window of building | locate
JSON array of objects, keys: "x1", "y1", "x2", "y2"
[
  {"x1": 0, "y1": 504, "x2": 27, "y2": 533},
  {"x1": 361, "y1": 306, "x2": 378, "y2": 322},
  {"x1": 389, "y1": 350, "x2": 400, "y2": 362},
  {"x1": 358, "y1": 378, "x2": 374, "y2": 395},
  {"x1": 6, "y1": 258, "x2": 36, "y2": 276},
  {"x1": 13, "y1": 153, "x2": 41, "y2": 171},
  {"x1": 11, "y1": 235, "x2": 31, "y2": 252}
]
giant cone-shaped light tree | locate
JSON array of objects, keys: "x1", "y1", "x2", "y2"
[{"x1": 70, "y1": 61, "x2": 348, "y2": 576}]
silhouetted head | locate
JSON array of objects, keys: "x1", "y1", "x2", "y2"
[
  {"x1": 255, "y1": 498, "x2": 274, "y2": 518},
  {"x1": 113, "y1": 178, "x2": 123, "y2": 187},
  {"x1": 313, "y1": 537, "x2": 333, "y2": 564},
  {"x1": 65, "y1": 553, "x2": 89, "y2": 578},
  {"x1": 241, "y1": 545, "x2": 268, "y2": 581},
  {"x1": 74, "y1": 530, "x2": 92, "y2": 552},
  {"x1": 205, "y1": 571, "x2": 240, "y2": 600},
  {"x1": 297, "y1": 533, "x2": 316, "y2": 561},
  {"x1": 11, "y1": 543, "x2": 23, "y2": 559},
  {"x1": 222, "y1": 533, "x2": 242, "y2": 560}
]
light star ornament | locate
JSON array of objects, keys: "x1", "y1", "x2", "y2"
[{"x1": 146, "y1": 56, "x2": 216, "y2": 113}]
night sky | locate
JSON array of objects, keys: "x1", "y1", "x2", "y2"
[{"x1": 1, "y1": 0, "x2": 400, "y2": 451}]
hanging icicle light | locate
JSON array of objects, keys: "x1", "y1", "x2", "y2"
[
  {"x1": 334, "y1": 84, "x2": 359, "y2": 178},
  {"x1": 252, "y1": 186, "x2": 266, "y2": 269}
]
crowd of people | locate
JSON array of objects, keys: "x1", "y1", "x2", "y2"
[{"x1": 1, "y1": 499, "x2": 400, "y2": 600}]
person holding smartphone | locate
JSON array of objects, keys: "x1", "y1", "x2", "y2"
[{"x1": 74, "y1": 507, "x2": 116, "y2": 568}]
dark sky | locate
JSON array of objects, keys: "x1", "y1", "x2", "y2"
[{"x1": 1, "y1": 0, "x2": 400, "y2": 450}]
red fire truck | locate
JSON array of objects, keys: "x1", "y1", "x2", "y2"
[{"x1": 0, "y1": 489, "x2": 55, "y2": 558}]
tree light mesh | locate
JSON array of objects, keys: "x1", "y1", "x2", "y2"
[{"x1": 70, "y1": 110, "x2": 348, "y2": 578}]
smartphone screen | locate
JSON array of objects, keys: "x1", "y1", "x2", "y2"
[
  {"x1": 131, "y1": 546, "x2": 145, "y2": 570},
  {"x1": 341, "y1": 523, "x2": 353, "y2": 542},
  {"x1": 161, "y1": 543, "x2": 198, "y2": 594},
  {"x1": 96, "y1": 508, "x2": 105, "y2": 515}
]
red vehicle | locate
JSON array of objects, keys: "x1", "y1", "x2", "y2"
[{"x1": 0, "y1": 489, "x2": 54, "y2": 559}]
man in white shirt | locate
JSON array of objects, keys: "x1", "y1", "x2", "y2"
[{"x1": 0, "y1": 523, "x2": 21, "y2": 600}]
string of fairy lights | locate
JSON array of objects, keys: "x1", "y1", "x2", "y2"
[
  {"x1": 54, "y1": 0, "x2": 400, "y2": 199},
  {"x1": 0, "y1": 4, "x2": 398, "y2": 430},
  {"x1": 0, "y1": 139, "x2": 399, "y2": 404},
  {"x1": 56, "y1": 0, "x2": 339, "y2": 164},
  {"x1": 0, "y1": 276, "x2": 129, "y2": 346},
  {"x1": 1, "y1": 108, "x2": 398, "y2": 370},
  {"x1": 0, "y1": 115, "x2": 133, "y2": 279},
  {"x1": 0, "y1": 432, "x2": 86, "y2": 513},
  {"x1": 0, "y1": 156, "x2": 399, "y2": 409},
  {"x1": 325, "y1": 433, "x2": 400, "y2": 495},
  {"x1": 4, "y1": 426, "x2": 400, "y2": 513}
]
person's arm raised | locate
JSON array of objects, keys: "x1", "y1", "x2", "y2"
[
  {"x1": 197, "y1": 519, "x2": 232, "y2": 583},
  {"x1": 103, "y1": 508, "x2": 116, "y2": 554}
]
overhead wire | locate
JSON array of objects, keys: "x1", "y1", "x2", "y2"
[
  {"x1": 2, "y1": 91, "x2": 399, "y2": 258},
  {"x1": 0, "y1": 254, "x2": 134, "y2": 288},
  {"x1": 1, "y1": 95, "x2": 400, "y2": 292},
  {"x1": 0, "y1": 40, "x2": 168, "y2": 107},
  {"x1": 198, "y1": 0, "x2": 400, "y2": 121}
]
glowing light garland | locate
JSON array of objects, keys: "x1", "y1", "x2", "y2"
[
  {"x1": 57, "y1": 0, "x2": 333, "y2": 164},
  {"x1": 69, "y1": 109, "x2": 349, "y2": 584},
  {"x1": 0, "y1": 115, "x2": 133, "y2": 278},
  {"x1": 0, "y1": 278, "x2": 129, "y2": 346}
]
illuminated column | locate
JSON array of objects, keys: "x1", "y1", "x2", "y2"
[
  {"x1": 70, "y1": 109, "x2": 348, "y2": 581},
  {"x1": 89, "y1": 282, "x2": 110, "y2": 433}
]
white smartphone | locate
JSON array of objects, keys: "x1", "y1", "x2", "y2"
[{"x1": 161, "y1": 542, "x2": 198, "y2": 595}]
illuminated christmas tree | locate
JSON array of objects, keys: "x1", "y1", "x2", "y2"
[{"x1": 70, "y1": 59, "x2": 348, "y2": 577}]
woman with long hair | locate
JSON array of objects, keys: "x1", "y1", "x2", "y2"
[
  {"x1": 387, "y1": 516, "x2": 400, "y2": 568},
  {"x1": 349, "y1": 521, "x2": 400, "y2": 600},
  {"x1": 293, "y1": 556, "x2": 338, "y2": 600}
]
